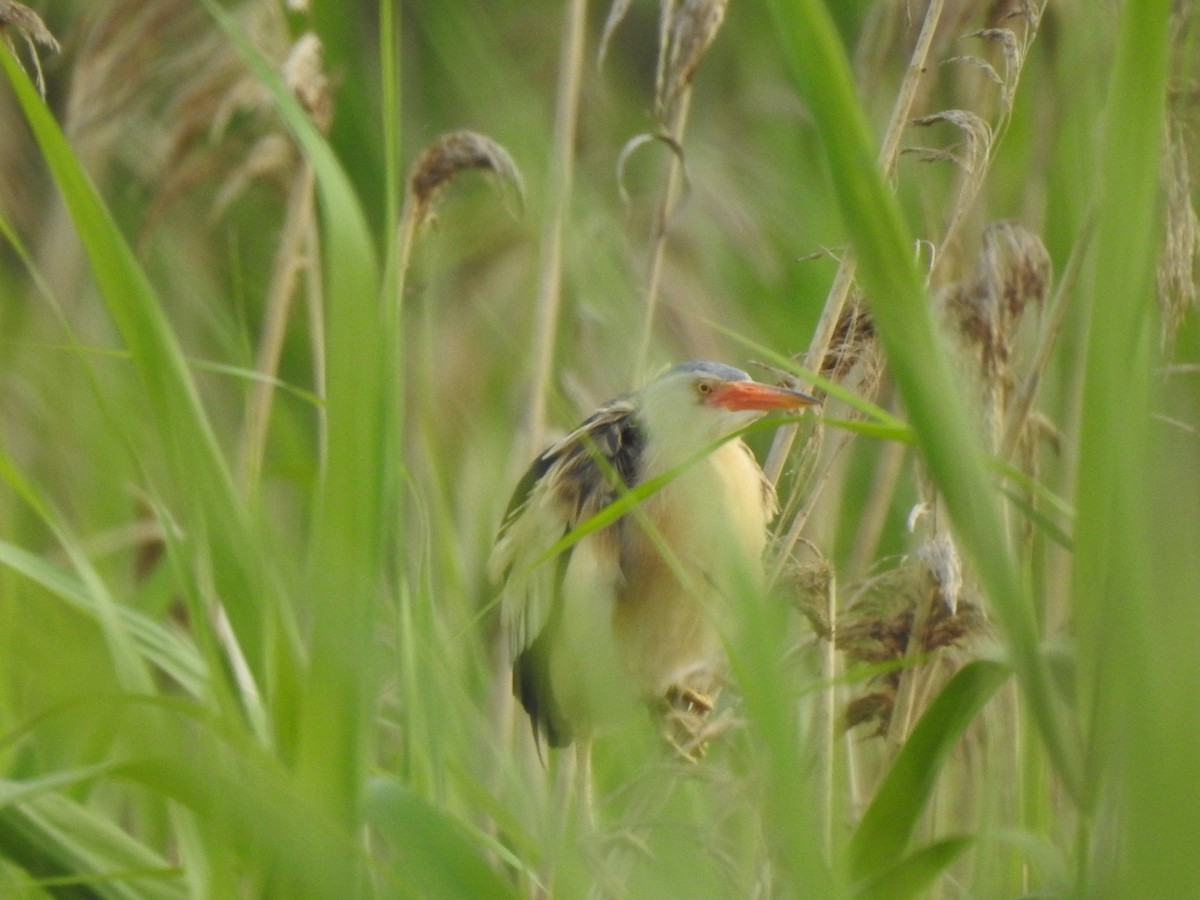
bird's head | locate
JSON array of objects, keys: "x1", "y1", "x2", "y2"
[{"x1": 637, "y1": 361, "x2": 819, "y2": 464}]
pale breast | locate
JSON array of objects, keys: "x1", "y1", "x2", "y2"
[{"x1": 613, "y1": 440, "x2": 774, "y2": 696}]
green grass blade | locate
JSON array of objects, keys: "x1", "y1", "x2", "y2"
[
  {"x1": 1071, "y1": 0, "x2": 1170, "y2": 788},
  {"x1": 0, "y1": 791, "x2": 186, "y2": 900},
  {"x1": 848, "y1": 659, "x2": 1009, "y2": 881},
  {"x1": 0, "y1": 447, "x2": 155, "y2": 695},
  {"x1": 854, "y1": 837, "x2": 973, "y2": 900},
  {"x1": 365, "y1": 777, "x2": 518, "y2": 900},
  {"x1": 0, "y1": 765, "x2": 118, "y2": 812},
  {"x1": 1065, "y1": 2, "x2": 1200, "y2": 894},
  {"x1": 822, "y1": 416, "x2": 914, "y2": 444},
  {"x1": 0, "y1": 540, "x2": 207, "y2": 697},
  {"x1": 998, "y1": 487, "x2": 1073, "y2": 552},
  {"x1": 200, "y1": 1, "x2": 386, "y2": 828},
  {"x1": 0, "y1": 43, "x2": 277, "y2": 689}
]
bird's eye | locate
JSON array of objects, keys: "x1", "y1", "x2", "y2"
[{"x1": 695, "y1": 380, "x2": 713, "y2": 397}]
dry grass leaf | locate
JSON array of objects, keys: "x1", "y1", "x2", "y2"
[
  {"x1": 0, "y1": 0, "x2": 59, "y2": 96},
  {"x1": 788, "y1": 558, "x2": 835, "y2": 638},
  {"x1": 944, "y1": 52, "x2": 1004, "y2": 91},
  {"x1": 965, "y1": 27, "x2": 1021, "y2": 109},
  {"x1": 951, "y1": 3, "x2": 1043, "y2": 115},
  {"x1": 142, "y1": 9, "x2": 335, "y2": 227},
  {"x1": 282, "y1": 31, "x2": 332, "y2": 133},
  {"x1": 66, "y1": 0, "x2": 205, "y2": 145},
  {"x1": 1158, "y1": 120, "x2": 1200, "y2": 350},
  {"x1": 0, "y1": 0, "x2": 57, "y2": 50},
  {"x1": 407, "y1": 130, "x2": 525, "y2": 229},
  {"x1": 908, "y1": 109, "x2": 992, "y2": 175},
  {"x1": 598, "y1": 0, "x2": 635, "y2": 66},
  {"x1": 656, "y1": 0, "x2": 729, "y2": 122},
  {"x1": 615, "y1": 131, "x2": 690, "y2": 214},
  {"x1": 818, "y1": 298, "x2": 878, "y2": 385}
]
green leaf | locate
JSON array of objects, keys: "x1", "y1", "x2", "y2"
[
  {"x1": 0, "y1": 765, "x2": 117, "y2": 812},
  {"x1": 854, "y1": 837, "x2": 974, "y2": 900},
  {"x1": 365, "y1": 777, "x2": 518, "y2": 900},
  {"x1": 848, "y1": 659, "x2": 1009, "y2": 880},
  {"x1": 998, "y1": 487, "x2": 1073, "y2": 552},
  {"x1": 822, "y1": 416, "x2": 915, "y2": 444},
  {"x1": 199, "y1": 0, "x2": 389, "y2": 828},
  {"x1": 0, "y1": 790, "x2": 185, "y2": 900},
  {"x1": 0, "y1": 38, "x2": 279, "y2": 698},
  {"x1": 0, "y1": 540, "x2": 207, "y2": 697}
]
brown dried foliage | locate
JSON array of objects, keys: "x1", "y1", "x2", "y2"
[
  {"x1": 1158, "y1": 4, "x2": 1200, "y2": 353},
  {"x1": 407, "y1": 130, "x2": 524, "y2": 229},
  {"x1": 943, "y1": 221, "x2": 1051, "y2": 405},
  {"x1": 793, "y1": 550, "x2": 987, "y2": 735},
  {"x1": 126, "y1": 5, "x2": 333, "y2": 227},
  {"x1": 818, "y1": 298, "x2": 878, "y2": 385},
  {"x1": 1159, "y1": 122, "x2": 1199, "y2": 348}
]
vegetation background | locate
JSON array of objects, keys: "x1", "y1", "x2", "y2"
[{"x1": 0, "y1": 0, "x2": 1197, "y2": 897}]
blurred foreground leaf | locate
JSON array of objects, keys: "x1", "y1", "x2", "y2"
[{"x1": 848, "y1": 659, "x2": 1009, "y2": 882}]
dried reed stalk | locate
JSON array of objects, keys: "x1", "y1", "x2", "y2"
[
  {"x1": 625, "y1": 0, "x2": 729, "y2": 380},
  {"x1": 525, "y1": 0, "x2": 589, "y2": 455},
  {"x1": 236, "y1": 32, "x2": 331, "y2": 492}
]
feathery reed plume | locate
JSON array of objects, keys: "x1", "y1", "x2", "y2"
[
  {"x1": 864, "y1": 6, "x2": 1048, "y2": 762},
  {"x1": 818, "y1": 298, "x2": 879, "y2": 386},
  {"x1": 794, "y1": 535, "x2": 986, "y2": 738},
  {"x1": 60, "y1": 0, "x2": 203, "y2": 195},
  {"x1": 407, "y1": 131, "x2": 524, "y2": 229},
  {"x1": 919, "y1": 2, "x2": 1046, "y2": 275},
  {"x1": 0, "y1": 0, "x2": 58, "y2": 97},
  {"x1": 56, "y1": 0, "x2": 305, "y2": 295},
  {"x1": 943, "y1": 220, "x2": 1051, "y2": 447},
  {"x1": 770, "y1": 7, "x2": 1052, "y2": 791},
  {"x1": 654, "y1": 0, "x2": 728, "y2": 124}
]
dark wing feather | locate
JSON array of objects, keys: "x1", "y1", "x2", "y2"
[
  {"x1": 512, "y1": 551, "x2": 573, "y2": 747},
  {"x1": 489, "y1": 396, "x2": 644, "y2": 746}
]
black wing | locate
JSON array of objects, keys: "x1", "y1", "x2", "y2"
[{"x1": 488, "y1": 397, "x2": 645, "y2": 746}]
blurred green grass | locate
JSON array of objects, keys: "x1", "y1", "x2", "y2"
[{"x1": 0, "y1": 0, "x2": 1197, "y2": 897}]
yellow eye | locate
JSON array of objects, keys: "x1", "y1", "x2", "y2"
[{"x1": 695, "y1": 380, "x2": 713, "y2": 397}]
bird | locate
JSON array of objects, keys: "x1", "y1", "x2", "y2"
[{"x1": 490, "y1": 360, "x2": 819, "y2": 751}]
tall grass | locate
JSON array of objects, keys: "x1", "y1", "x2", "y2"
[{"x1": 0, "y1": 0, "x2": 1197, "y2": 898}]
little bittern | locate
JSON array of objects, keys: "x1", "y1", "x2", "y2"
[{"x1": 490, "y1": 361, "x2": 818, "y2": 748}]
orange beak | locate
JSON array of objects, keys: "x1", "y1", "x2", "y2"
[{"x1": 707, "y1": 380, "x2": 820, "y2": 412}]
